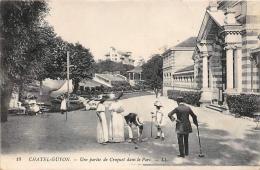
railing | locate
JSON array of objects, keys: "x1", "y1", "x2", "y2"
[{"x1": 173, "y1": 83, "x2": 199, "y2": 90}]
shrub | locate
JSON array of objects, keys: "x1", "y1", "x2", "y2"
[
  {"x1": 50, "y1": 99, "x2": 84, "y2": 112},
  {"x1": 167, "y1": 90, "x2": 202, "y2": 106},
  {"x1": 133, "y1": 85, "x2": 141, "y2": 91},
  {"x1": 85, "y1": 87, "x2": 90, "y2": 93},
  {"x1": 226, "y1": 93, "x2": 260, "y2": 117}
]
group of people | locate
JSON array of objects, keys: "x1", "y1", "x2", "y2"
[
  {"x1": 59, "y1": 92, "x2": 199, "y2": 158},
  {"x1": 96, "y1": 92, "x2": 127, "y2": 144},
  {"x1": 94, "y1": 92, "x2": 199, "y2": 158}
]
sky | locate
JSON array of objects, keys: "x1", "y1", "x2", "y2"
[{"x1": 46, "y1": 0, "x2": 210, "y2": 61}]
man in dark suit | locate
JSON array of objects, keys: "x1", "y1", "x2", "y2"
[{"x1": 168, "y1": 96, "x2": 198, "y2": 158}]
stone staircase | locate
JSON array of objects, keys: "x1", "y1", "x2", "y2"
[{"x1": 205, "y1": 104, "x2": 228, "y2": 112}]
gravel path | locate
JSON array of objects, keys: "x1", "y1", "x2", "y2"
[{"x1": 1, "y1": 95, "x2": 260, "y2": 169}]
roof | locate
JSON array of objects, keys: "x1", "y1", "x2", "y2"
[
  {"x1": 162, "y1": 37, "x2": 197, "y2": 55},
  {"x1": 127, "y1": 66, "x2": 142, "y2": 73},
  {"x1": 175, "y1": 37, "x2": 197, "y2": 48},
  {"x1": 79, "y1": 79, "x2": 107, "y2": 88},
  {"x1": 174, "y1": 65, "x2": 194, "y2": 75},
  {"x1": 207, "y1": 10, "x2": 225, "y2": 27},
  {"x1": 118, "y1": 51, "x2": 131, "y2": 56},
  {"x1": 197, "y1": 10, "x2": 227, "y2": 41},
  {"x1": 96, "y1": 74, "x2": 127, "y2": 82}
]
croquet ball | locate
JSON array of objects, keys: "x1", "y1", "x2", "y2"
[{"x1": 134, "y1": 146, "x2": 138, "y2": 149}]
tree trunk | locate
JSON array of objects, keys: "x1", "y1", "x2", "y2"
[
  {"x1": 154, "y1": 88, "x2": 159, "y2": 98},
  {"x1": 39, "y1": 80, "x2": 43, "y2": 95},
  {"x1": 73, "y1": 79, "x2": 79, "y2": 93},
  {"x1": 1, "y1": 82, "x2": 13, "y2": 122}
]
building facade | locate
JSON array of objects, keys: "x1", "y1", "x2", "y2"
[
  {"x1": 105, "y1": 47, "x2": 135, "y2": 65},
  {"x1": 172, "y1": 65, "x2": 198, "y2": 91},
  {"x1": 194, "y1": 0, "x2": 260, "y2": 105},
  {"x1": 162, "y1": 37, "x2": 197, "y2": 95}
]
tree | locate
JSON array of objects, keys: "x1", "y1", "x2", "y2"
[
  {"x1": 0, "y1": 1, "x2": 49, "y2": 122},
  {"x1": 40, "y1": 39, "x2": 95, "y2": 93},
  {"x1": 0, "y1": 1, "x2": 95, "y2": 122},
  {"x1": 69, "y1": 43, "x2": 95, "y2": 93},
  {"x1": 94, "y1": 60, "x2": 134, "y2": 77},
  {"x1": 141, "y1": 54, "x2": 163, "y2": 98}
]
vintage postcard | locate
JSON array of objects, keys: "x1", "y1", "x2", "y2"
[{"x1": 0, "y1": 0, "x2": 260, "y2": 170}]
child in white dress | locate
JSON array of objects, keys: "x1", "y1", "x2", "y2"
[{"x1": 152, "y1": 100, "x2": 166, "y2": 141}]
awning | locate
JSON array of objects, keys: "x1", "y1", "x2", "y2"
[{"x1": 79, "y1": 79, "x2": 109, "y2": 88}]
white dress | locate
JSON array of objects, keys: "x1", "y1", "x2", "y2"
[
  {"x1": 60, "y1": 99, "x2": 67, "y2": 111},
  {"x1": 96, "y1": 103, "x2": 109, "y2": 143},
  {"x1": 108, "y1": 101, "x2": 125, "y2": 142},
  {"x1": 154, "y1": 109, "x2": 167, "y2": 127}
]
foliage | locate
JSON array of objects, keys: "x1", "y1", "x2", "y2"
[
  {"x1": 226, "y1": 94, "x2": 260, "y2": 117},
  {"x1": 167, "y1": 90, "x2": 202, "y2": 106},
  {"x1": 1, "y1": 1, "x2": 49, "y2": 86},
  {"x1": 110, "y1": 80, "x2": 130, "y2": 87},
  {"x1": 141, "y1": 54, "x2": 163, "y2": 96},
  {"x1": 0, "y1": 1, "x2": 95, "y2": 121},
  {"x1": 94, "y1": 60, "x2": 134, "y2": 77},
  {"x1": 68, "y1": 43, "x2": 95, "y2": 92},
  {"x1": 50, "y1": 100, "x2": 84, "y2": 112},
  {"x1": 0, "y1": 1, "x2": 50, "y2": 121}
]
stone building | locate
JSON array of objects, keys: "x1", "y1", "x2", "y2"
[
  {"x1": 162, "y1": 37, "x2": 197, "y2": 95},
  {"x1": 105, "y1": 47, "x2": 135, "y2": 65},
  {"x1": 172, "y1": 65, "x2": 198, "y2": 91},
  {"x1": 194, "y1": 0, "x2": 260, "y2": 105}
]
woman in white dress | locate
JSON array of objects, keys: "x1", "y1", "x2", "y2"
[
  {"x1": 108, "y1": 92, "x2": 125, "y2": 142},
  {"x1": 60, "y1": 95, "x2": 67, "y2": 115},
  {"x1": 96, "y1": 97, "x2": 109, "y2": 145}
]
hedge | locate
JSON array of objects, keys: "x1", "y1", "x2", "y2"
[
  {"x1": 50, "y1": 100, "x2": 84, "y2": 112},
  {"x1": 226, "y1": 94, "x2": 260, "y2": 117},
  {"x1": 167, "y1": 90, "x2": 202, "y2": 106}
]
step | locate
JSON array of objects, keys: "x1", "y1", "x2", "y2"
[
  {"x1": 209, "y1": 104, "x2": 228, "y2": 111},
  {"x1": 205, "y1": 105, "x2": 223, "y2": 112}
]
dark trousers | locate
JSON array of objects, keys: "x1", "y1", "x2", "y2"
[{"x1": 177, "y1": 133, "x2": 189, "y2": 156}]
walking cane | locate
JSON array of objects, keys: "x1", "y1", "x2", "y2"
[{"x1": 196, "y1": 126, "x2": 205, "y2": 157}]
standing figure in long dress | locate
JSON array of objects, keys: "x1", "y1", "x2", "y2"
[
  {"x1": 108, "y1": 92, "x2": 125, "y2": 143},
  {"x1": 96, "y1": 97, "x2": 109, "y2": 145},
  {"x1": 60, "y1": 95, "x2": 67, "y2": 115}
]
